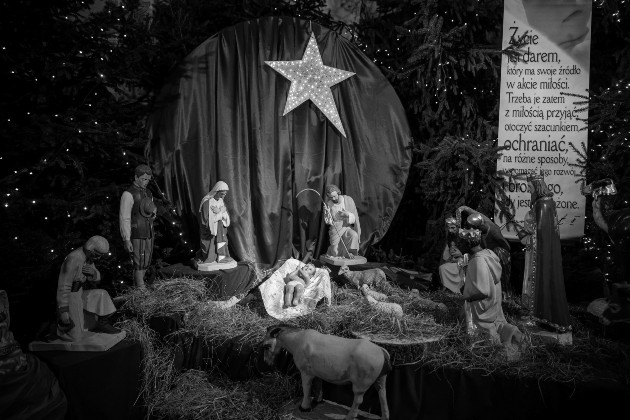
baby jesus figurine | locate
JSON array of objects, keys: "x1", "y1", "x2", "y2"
[{"x1": 284, "y1": 263, "x2": 317, "y2": 307}]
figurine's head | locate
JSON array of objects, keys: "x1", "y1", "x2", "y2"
[
  {"x1": 582, "y1": 178, "x2": 617, "y2": 201},
  {"x1": 83, "y1": 235, "x2": 109, "y2": 261},
  {"x1": 300, "y1": 263, "x2": 316, "y2": 278},
  {"x1": 326, "y1": 185, "x2": 342, "y2": 204},
  {"x1": 338, "y1": 265, "x2": 359, "y2": 287},
  {"x1": 445, "y1": 216, "x2": 458, "y2": 234},
  {"x1": 134, "y1": 164, "x2": 152, "y2": 189},
  {"x1": 527, "y1": 174, "x2": 553, "y2": 200},
  {"x1": 456, "y1": 228, "x2": 482, "y2": 253},
  {"x1": 261, "y1": 324, "x2": 298, "y2": 365},
  {"x1": 210, "y1": 181, "x2": 229, "y2": 200},
  {"x1": 466, "y1": 213, "x2": 489, "y2": 234}
]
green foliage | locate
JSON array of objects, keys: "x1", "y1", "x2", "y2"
[
  {"x1": 0, "y1": 0, "x2": 340, "y2": 293},
  {"x1": 355, "y1": 0, "x2": 507, "y2": 260},
  {"x1": 559, "y1": 0, "x2": 630, "y2": 282},
  {"x1": 1, "y1": 0, "x2": 630, "y2": 290},
  {"x1": 415, "y1": 135, "x2": 511, "y2": 241}
]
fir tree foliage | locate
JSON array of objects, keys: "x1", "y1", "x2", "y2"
[
  {"x1": 562, "y1": 0, "x2": 630, "y2": 283},
  {"x1": 0, "y1": 0, "x2": 340, "y2": 294},
  {"x1": 1, "y1": 0, "x2": 630, "y2": 289},
  {"x1": 355, "y1": 0, "x2": 509, "y2": 258}
]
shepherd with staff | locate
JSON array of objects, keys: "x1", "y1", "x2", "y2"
[{"x1": 296, "y1": 185, "x2": 361, "y2": 260}]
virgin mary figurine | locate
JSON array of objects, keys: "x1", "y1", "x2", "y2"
[
  {"x1": 523, "y1": 174, "x2": 571, "y2": 332},
  {"x1": 195, "y1": 181, "x2": 236, "y2": 271}
]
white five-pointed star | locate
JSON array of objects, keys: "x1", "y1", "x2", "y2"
[{"x1": 265, "y1": 33, "x2": 355, "y2": 137}]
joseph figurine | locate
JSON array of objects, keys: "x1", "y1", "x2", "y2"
[{"x1": 324, "y1": 185, "x2": 361, "y2": 258}]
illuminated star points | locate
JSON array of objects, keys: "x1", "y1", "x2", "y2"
[{"x1": 265, "y1": 33, "x2": 355, "y2": 137}]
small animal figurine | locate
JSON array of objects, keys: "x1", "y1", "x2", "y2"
[
  {"x1": 338, "y1": 265, "x2": 393, "y2": 294},
  {"x1": 261, "y1": 324, "x2": 391, "y2": 420},
  {"x1": 360, "y1": 285, "x2": 404, "y2": 319}
]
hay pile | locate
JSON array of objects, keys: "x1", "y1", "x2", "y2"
[
  {"x1": 122, "y1": 317, "x2": 301, "y2": 419},
  {"x1": 118, "y1": 276, "x2": 630, "y2": 418},
  {"x1": 148, "y1": 370, "x2": 300, "y2": 420}
]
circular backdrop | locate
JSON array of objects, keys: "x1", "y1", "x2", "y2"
[{"x1": 148, "y1": 16, "x2": 412, "y2": 265}]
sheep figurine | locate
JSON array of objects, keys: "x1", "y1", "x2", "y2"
[
  {"x1": 261, "y1": 324, "x2": 391, "y2": 420},
  {"x1": 338, "y1": 265, "x2": 394, "y2": 294},
  {"x1": 361, "y1": 285, "x2": 404, "y2": 320}
]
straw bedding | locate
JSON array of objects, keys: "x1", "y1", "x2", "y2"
[{"x1": 117, "y1": 277, "x2": 630, "y2": 419}]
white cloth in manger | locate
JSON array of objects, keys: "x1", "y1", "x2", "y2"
[{"x1": 259, "y1": 258, "x2": 331, "y2": 320}]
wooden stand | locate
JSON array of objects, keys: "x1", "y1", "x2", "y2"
[
  {"x1": 28, "y1": 330, "x2": 126, "y2": 352},
  {"x1": 351, "y1": 330, "x2": 444, "y2": 350}
]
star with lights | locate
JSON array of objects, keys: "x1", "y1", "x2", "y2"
[{"x1": 265, "y1": 33, "x2": 355, "y2": 137}]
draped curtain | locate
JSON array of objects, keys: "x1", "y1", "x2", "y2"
[{"x1": 148, "y1": 16, "x2": 411, "y2": 265}]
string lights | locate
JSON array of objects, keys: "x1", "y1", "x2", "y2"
[{"x1": 1, "y1": 0, "x2": 628, "y2": 284}]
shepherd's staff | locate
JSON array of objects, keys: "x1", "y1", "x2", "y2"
[{"x1": 296, "y1": 188, "x2": 352, "y2": 257}]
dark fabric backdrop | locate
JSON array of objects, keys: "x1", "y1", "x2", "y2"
[{"x1": 148, "y1": 16, "x2": 412, "y2": 266}]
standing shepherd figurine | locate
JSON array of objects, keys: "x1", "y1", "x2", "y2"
[
  {"x1": 119, "y1": 164, "x2": 156, "y2": 289},
  {"x1": 261, "y1": 324, "x2": 391, "y2": 420}
]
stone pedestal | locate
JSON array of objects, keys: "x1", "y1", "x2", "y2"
[
  {"x1": 194, "y1": 260, "x2": 237, "y2": 272},
  {"x1": 319, "y1": 255, "x2": 367, "y2": 266}
]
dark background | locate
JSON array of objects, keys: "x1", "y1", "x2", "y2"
[{"x1": 1, "y1": 0, "x2": 628, "y2": 345}]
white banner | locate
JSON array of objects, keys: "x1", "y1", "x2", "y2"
[{"x1": 496, "y1": 0, "x2": 592, "y2": 240}]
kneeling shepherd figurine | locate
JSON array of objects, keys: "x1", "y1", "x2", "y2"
[{"x1": 56, "y1": 235, "x2": 120, "y2": 341}]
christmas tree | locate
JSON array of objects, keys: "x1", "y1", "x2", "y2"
[{"x1": 1, "y1": 0, "x2": 629, "y2": 303}]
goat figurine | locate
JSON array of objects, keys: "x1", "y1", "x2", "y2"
[{"x1": 261, "y1": 324, "x2": 391, "y2": 420}]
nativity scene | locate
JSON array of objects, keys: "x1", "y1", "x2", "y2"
[{"x1": 2, "y1": 1, "x2": 630, "y2": 420}]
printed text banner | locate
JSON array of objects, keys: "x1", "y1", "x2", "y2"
[{"x1": 496, "y1": 0, "x2": 592, "y2": 240}]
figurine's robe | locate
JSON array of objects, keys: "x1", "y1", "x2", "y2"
[
  {"x1": 325, "y1": 195, "x2": 361, "y2": 258},
  {"x1": 463, "y1": 249, "x2": 514, "y2": 343},
  {"x1": 439, "y1": 244, "x2": 467, "y2": 294},
  {"x1": 56, "y1": 249, "x2": 116, "y2": 341},
  {"x1": 527, "y1": 196, "x2": 571, "y2": 331},
  {"x1": 197, "y1": 196, "x2": 231, "y2": 263},
  {"x1": 520, "y1": 210, "x2": 535, "y2": 308},
  {"x1": 478, "y1": 213, "x2": 512, "y2": 297}
]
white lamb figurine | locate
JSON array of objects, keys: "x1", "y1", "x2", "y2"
[
  {"x1": 338, "y1": 265, "x2": 394, "y2": 294},
  {"x1": 360, "y1": 285, "x2": 404, "y2": 319}
]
